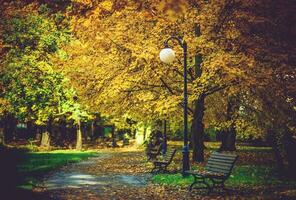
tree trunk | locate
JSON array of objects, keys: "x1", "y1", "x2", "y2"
[
  {"x1": 76, "y1": 120, "x2": 82, "y2": 150},
  {"x1": 143, "y1": 126, "x2": 147, "y2": 142},
  {"x1": 162, "y1": 119, "x2": 167, "y2": 154},
  {"x1": 111, "y1": 125, "x2": 117, "y2": 148},
  {"x1": 40, "y1": 119, "x2": 52, "y2": 150},
  {"x1": 35, "y1": 126, "x2": 42, "y2": 143},
  {"x1": 91, "y1": 121, "x2": 95, "y2": 141},
  {"x1": 267, "y1": 126, "x2": 296, "y2": 178},
  {"x1": 218, "y1": 127, "x2": 236, "y2": 151},
  {"x1": 219, "y1": 95, "x2": 238, "y2": 151},
  {"x1": 82, "y1": 123, "x2": 88, "y2": 141},
  {"x1": 268, "y1": 130, "x2": 285, "y2": 172},
  {"x1": 40, "y1": 131, "x2": 51, "y2": 149},
  {"x1": 59, "y1": 119, "x2": 67, "y2": 145},
  {"x1": 27, "y1": 121, "x2": 36, "y2": 139},
  {"x1": 53, "y1": 124, "x2": 61, "y2": 145},
  {"x1": 282, "y1": 130, "x2": 296, "y2": 177},
  {"x1": 0, "y1": 127, "x2": 5, "y2": 146},
  {"x1": 191, "y1": 27, "x2": 204, "y2": 162},
  {"x1": 40, "y1": 126, "x2": 50, "y2": 150},
  {"x1": 3, "y1": 114, "x2": 17, "y2": 143},
  {"x1": 132, "y1": 129, "x2": 136, "y2": 139},
  {"x1": 191, "y1": 95, "x2": 205, "y2": 162}
]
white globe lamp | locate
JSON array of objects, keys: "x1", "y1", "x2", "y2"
[{"x1": 159, "y1": 48, "x2": 175, "y2": 64}]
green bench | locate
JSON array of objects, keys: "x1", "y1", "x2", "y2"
[
  {"x1": 186, "y1": 151, "x2": 238, "y2": 194},
  {"x1": 151, "y1": 149, "x2": 176, "y2": 173}
]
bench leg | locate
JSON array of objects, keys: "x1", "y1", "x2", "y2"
[
  {"x1": 151, "y1": 165, "x2": 157, "y2": 173},
  {"x1": 156, "y1": 165, "x2": 165, "y2": 173},
  {"x1": 209, "y1": 178, "x2": 226, "y2": 193},
  {"x1": 189, "y1": 175, "x2": 211, "y2": 193},
  {"x1": 189, "y1": 181, "x2": 196, "y2": 191},
  {"x1": 151, "y1": 164, "x2": 164, "y2": 174},
  {"x1": 189, "y1": 175, "x2": 198, "y2": 191},
  {"x1": 161, "y1": 165, "x2": 168, "y2": 173}
]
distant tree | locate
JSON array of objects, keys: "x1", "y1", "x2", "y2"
[{"x1": 0, "y1": 3, "x2": 90, "y2": 148}]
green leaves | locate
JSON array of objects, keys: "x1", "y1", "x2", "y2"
[
  {"x1": 0, "y1": 4, "x2": 89, "y2": 126},
  {"x1": 2, "y1": 12, "x2": 69, "y2": 55}
]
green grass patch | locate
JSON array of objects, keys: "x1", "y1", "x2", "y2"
[
  {"x1": 152, "y1": 165, "x2": 296, "y2": 187},
  {"x1": 153, "y1": 173, "x2": 194, "y2": 186},
  {"x1": 18, "y1": 150, "x2": 98, "y2": 174},
  {"x1": 17, "y1": 150, "x2": 98, "y2": 189}
]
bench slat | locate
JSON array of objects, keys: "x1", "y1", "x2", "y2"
[
  {"x1": 206, "y1": 162, "x2": 233, "y2": 170},
  {"x1": 209, "y1": 154, "x2": 236, "y2": 159},
  {"x1": 212, "y1": 152, "x2": 237, "y2": 158},
  {"x1": 210, "y1": 154, "x2": 237, "y2": 161},
  {"x1": 208, "y1": 157, "x2": 235, "y2": 164},
  {"x1": 207, "y1": 160, "x2": 234, "y2": 168},
  {"x1": 207, "y1": 168, "x2": 229, "y2": 175},
  {"x1": 206, "y1": 165, "x2": 232, "y2": 173}
]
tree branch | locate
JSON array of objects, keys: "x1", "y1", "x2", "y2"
[{"x1": 205, "y1": 80, "x2": 239, "y2": 96}]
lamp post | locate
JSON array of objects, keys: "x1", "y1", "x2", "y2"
[{"x1": 159, "y1": 36, "x2": 190, "y2": 176}]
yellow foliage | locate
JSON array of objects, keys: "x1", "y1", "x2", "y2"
[
  {"x1": 99, "y1": 0, "x2": 113, "y2": 11},
  {"x1": 52, "y1": 0, "x2": 295, "y2": 135}
]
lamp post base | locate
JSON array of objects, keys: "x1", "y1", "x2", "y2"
[{"x1": 182, "y1": 144, "x2": 190, "y2": 177}]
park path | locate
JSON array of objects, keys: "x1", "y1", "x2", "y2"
[
  {"x1": 41, "y1": 155, "x2": 148, "y2": 190},
  {"x1": 35, "y1": 148, "x2": 159, "y2": 200}
]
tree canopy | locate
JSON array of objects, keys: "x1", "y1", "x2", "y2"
[{"x1": 0, "y1": 0, "x2": 295, "y2": 167}]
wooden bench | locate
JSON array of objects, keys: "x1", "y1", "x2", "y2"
[
  {"x1": 186, "y1": 151, "x2": 238, "y2": 194},
  {"x1": 151, "y1": 149, "x2": 176, "y2": 173},
  {"x1": 146, "y1": 144, "x2": 162, "y2": 161}
]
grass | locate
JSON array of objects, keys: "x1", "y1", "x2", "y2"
[
  {"x1": 16, "y1": 150, "x2": 98, "y2": 189},
  {"x1": 152, "y1": 165, "x2": 296, "y2": 188},
  {"x1": 18, "y1": 150, "x2": 98, "y2": 173}
]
